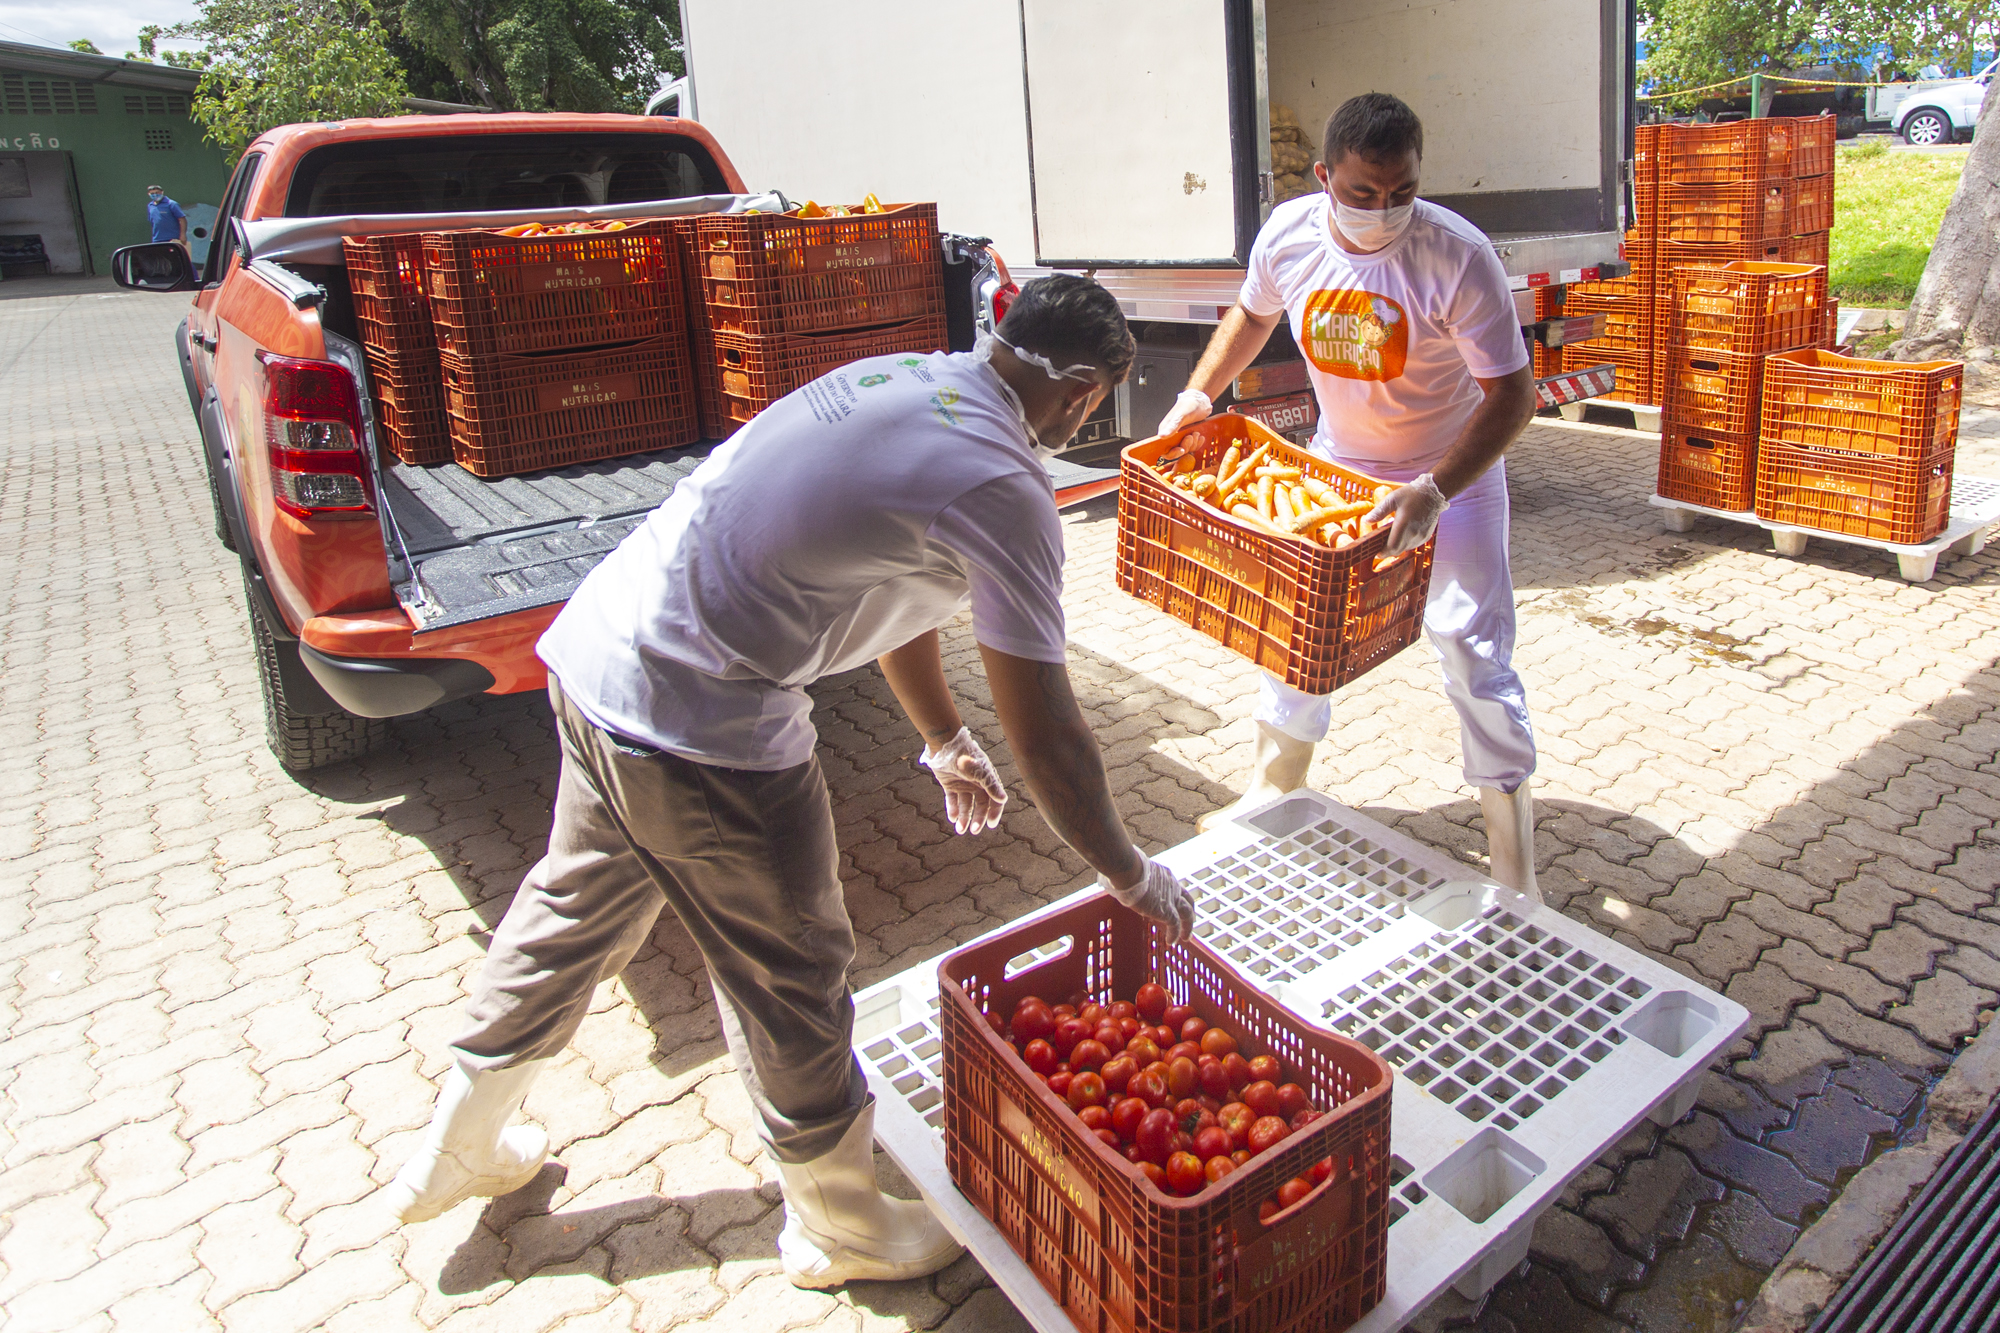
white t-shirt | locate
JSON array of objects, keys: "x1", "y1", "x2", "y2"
[
  {"x1": 539, "y1": 350, "x2": 1069, "y2": 771},
  {"x1": 1238, "y1": 195, "x2": 1529, "y2": 467}
]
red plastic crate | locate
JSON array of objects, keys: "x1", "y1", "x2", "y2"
[
  {"x1": 1116, "y1": 417, "x2": 1435, "y2": 695},
  {"x1": 424, "y1": 219, "x2": 683, "y2": 358},
  {"x1": 1657, "y1": 180, "x2": 1793, "y2": 245},
  {"x1": 364, "y1": 346, "x2": 451, "y2": 466},
  {"x1": 1658, "y1": 428, "x2": 1757, "y2": 511},
  {"x1": 1789, "y1": 174, "x2": 1834, "y2": 235},
  {"x1": 1561, "y1": 340, "x2": 1653, "y2": 405},
  {"x1": 1666, "y1": 261, "x2": 1826, "y2": 358},
  {"x1": 1657, "y1": 119, "x2": 1794, "y2": 184},
  {"x1": 711, "y1": 315, "x2": 949, "y2": 427},
  {"x1": 1792, "y1": 115, "x2": 1836, "y2": 179},
  {"x1": 1760, "y1": 349, "x2": 1963, "y2": 460},
  {"x1": 1755, "y1": 437, "x2": 1955, "y2": 544},
  {"x1": 939, "y1": 894, "x2": 1393, "y2": 1333},
  {"x1": 440, "y1": 336, "x2": 699, "y2": 478},
  {"x1": 345, "y1": 233, "x2": 435, "y2": 358},
  {"x1": 1662, "y1": 346, "x2": 1765, "y2": 437},
  {"x1": 693, "y1": 203, "x2": 944, "y2": 336}
]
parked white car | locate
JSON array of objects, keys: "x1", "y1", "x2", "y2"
[{"x1": 1869, "y1": 58, "x2": 1995, "y2": 145}]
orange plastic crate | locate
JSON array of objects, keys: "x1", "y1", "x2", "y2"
[
  {"x1": 693, "y1": 203, "x2": 943, "y2": 336},
  {"x1": 1666, "y1": 261, "x2": 1826, "y2": 358},
  {"x1": 939, "y1": 894, "x2": 1393, "y2": 1333},
  {"x1": 710, "y1": 315, "x2": 950, "y2": 427},
  {"x1": 1658, "y1": 428, "x2": 1757, "y2": 511},
  {"x1": 1782, "y1": 232, "x2": 1831, "y2": 270},
  {"x1": 1823, "y1": 298, "x2": 1841, "y2": 349},
  {"x1": 1760, "y1": 349, "x2": 1963, "y2": 460},
  {"x1": 424, "y1": 219, "x2": 683, "y2": 358},
  {"x1": 364, "y1": 346, "x2": 451, "y2": 466},
  {"x1": 1561, "y1": 339, "x2": 1653, "y2": 404},
  {"x1": 1559, "y1": 293, "x2": 1649, "y2": 353},
  {"x1": 345, "y1": 233, "x2": 435, "y2": 358},
  {"x1": 1658, "y1": 180, "x2": 1793, "y2": 245},
  {"x1": 1662, "y1": 346, "x2": 1765, "y2": 437},
  {"x1": 1657, "y1": 119, "x2": 1794, "y2": 184},
  {"x1": 1791, "y1": 115, "x2": 1836, "y2": 178},
  {"x1": 1755, "y1": 437, "x2": 1954, "y2": 544},
  {"x1": 441, "y1": 336, "x2": 699, "y2": 478},
  {"x1": 1116, "y1": 417, "x2": 1434, "y2": 695},
  {"x1": 1634, "y1": 124, "x2": 1660, "y2": 190},
  {"x1": 1789, "y1": 174, "x2": 1834, "y2": 235}
]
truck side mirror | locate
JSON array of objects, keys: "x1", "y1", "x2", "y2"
[{"x1": 112, "y1": 241, "x2": 196, "y2": 292}]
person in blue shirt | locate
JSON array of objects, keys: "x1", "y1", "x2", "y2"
[{"x1": 146, "y1": 185, "x2": 187, "y2": 248}]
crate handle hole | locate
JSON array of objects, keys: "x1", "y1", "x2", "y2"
[
  {"x1": 1620, "y1": 990, "x2": 1719, "y2": 1058},
  {"x1": 1243, "y1": 795, "x2": 1321, "y2": 840},
  {"x1": 1422, "y1": 1126, "x2": 1546, "y2": 1226},
  {"x1": 1004, "y1": 935, "x2": 1073, "y2": 980}
]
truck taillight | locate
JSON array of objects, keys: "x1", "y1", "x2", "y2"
[
  {"x1": 260, "y1": 352, "x2": 373, "y2": 519},
  {"x1": 992, "y1": 281, "x2": 1019, "y2": 323}
]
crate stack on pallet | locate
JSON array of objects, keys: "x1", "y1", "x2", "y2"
[
  {"x1": 690, "y1": 203, "x2": 949, "y2": 438},
  {"x1": 1550, "y1": 227, "x2": 1654, "y2": 404}
]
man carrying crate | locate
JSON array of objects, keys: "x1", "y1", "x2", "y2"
[
  {"x1": 386, "y1": 275, "x2": 1194, "y2": 1290},
  {"x1": 1159, "y1": 92, "x2": 1543, "y2": 898}
]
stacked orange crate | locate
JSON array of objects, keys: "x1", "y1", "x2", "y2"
[
  {"x1": 1788, "y1": 115, "x2": 1838, "y2": 347},
  {"x1": 344, "y1": 233, "x2": 453, "y2": 465},
  {"x1": 1554, "y1": 230, "x2": 1654, "y2": 403}
]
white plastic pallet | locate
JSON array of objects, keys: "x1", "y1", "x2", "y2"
[
  {"x1": 1556, "y1": 397, "x2": 1662, "y2": 433},
  {"x1": 852, "y1": 790, "x2": 1748, "y2": 1333},
  {"x1": 1648, "y1": 474, "x2": 2000, "y2": 581}
]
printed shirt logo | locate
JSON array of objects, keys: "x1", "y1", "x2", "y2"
[
  {"x1": 1301, "y1": 289, "x2": 1408, "y2": 381},
  {"x1": 928, "y1": 386, "x2": 962, "y2": 427},
  {"x1": 857, "y1": 373, "x2": 892, "y2": 388}
]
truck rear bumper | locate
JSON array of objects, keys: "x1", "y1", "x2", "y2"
[
  {"x1": 298, "y1": 604, "x2": 557, "y2": 716},
  {"x1": 298, "y1": 645, "x2": 496, "y2": 719}
]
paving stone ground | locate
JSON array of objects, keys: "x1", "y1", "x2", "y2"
[{"x1": 3, "y1": 288, "x2": 1997, "y2": 1333}]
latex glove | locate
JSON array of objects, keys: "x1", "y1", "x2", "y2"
[
  {"x1": 919, "y1": 726, "x2": 1007, "y2": 834},
  {"x1": 1155, "y1": 389, "x2": 1212, "y2": 437},
  {"x1": 1365, "y1": 471, "x2": 1450, "y2": 557},
  {"x1": 1103, "y1": 851, "x2": 1195, "y2": 943}
]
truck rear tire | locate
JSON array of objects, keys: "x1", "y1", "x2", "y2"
[{"x1": 245, "y1": 573, "x2": 390, "y2": 771}]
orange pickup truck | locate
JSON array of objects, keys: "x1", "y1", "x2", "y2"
[{"x1": 115, "y1": 113, "x2": 1101, "y2": 771}]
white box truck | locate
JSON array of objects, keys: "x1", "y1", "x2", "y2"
[{"x1": 668, "y1": 0, "x2": 1636, "y2": 440}]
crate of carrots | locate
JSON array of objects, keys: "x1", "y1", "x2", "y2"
[
  {"x1": 1116, "y1": 415, "x2": 1434, "y2": 695},
  {"x1": 692, "y1": 197, "x2": 944, "y2": 337},
  {"x1": 940, "y1": 894, "x2": 1392, "y2": 1333}
]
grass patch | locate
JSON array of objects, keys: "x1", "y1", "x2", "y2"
[{"x1": 1831, "y1": 143, "x2": 1967, "y2": 307}]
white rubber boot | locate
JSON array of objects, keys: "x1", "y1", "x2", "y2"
[
  {"x1": 383, "y1": 1058, "x2": 550, "y2": 1224},
  {"x1": 1479, "y1": 781, "x2": 1543, "y2": 905},
  {"x1": 1197, "y1": 721, "x2": 1315, "y2": 834},
  {"x1": 775, "y1": 1102, "x2": 962, "y2": 1288}
]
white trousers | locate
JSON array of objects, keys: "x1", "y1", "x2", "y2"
[{"x1": 1255, "y1": 453, "x2": 1537, "y2": 791}]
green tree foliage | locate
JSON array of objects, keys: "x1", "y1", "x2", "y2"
[
  {"x1": 66, "y1": 39, "x2": 103, "y2": 53},
  {"x1": 1640, "y1": 0, "x2": 2000, "y2": 102},
  {"x1": 164, "y1": 0, "x2": 410, "y2": 161},
  {"x1": 400, "y1": 0, "x2": 684, "y2": 112}
]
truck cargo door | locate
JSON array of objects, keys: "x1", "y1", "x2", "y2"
[{"x1": 1020, "y1": 0, "x2": 1260, "y2": 267}]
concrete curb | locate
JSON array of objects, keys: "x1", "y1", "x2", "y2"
[{"x1": 1735, "y1": 1016, "x2": 2000, "y2": 1333}]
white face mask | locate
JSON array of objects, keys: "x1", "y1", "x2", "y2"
[
  {"x1": 975, "y1": 331, "x2": 1104, "y2": 458},
  {"x1": 1333, "y1": 199, "x2": 1415, "y2": 252}
]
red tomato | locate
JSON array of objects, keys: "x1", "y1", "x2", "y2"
[
  {"x1": 1232, "y1": 1149, "x2": 1253, "y2": 1167},
  {"x1": 1199, "y1": 1027, "x2": 1238, "y2": 1060},
  {"x1": 1140, "y1": 1161, "x2": 1167, "y2": 1190},
  {"x1": 1162, "y1": 1003, "x2": 1194, "y2": 1032},
  {"x1": 1022, "y1": 1039, "x2": 1057, "y2": 1076},
  {"x1": 1128, "y1": 1069, "x2": 1169, "y2": 1108},
  {"x1": 1259, "y1": 1199, "x2": 1279, "y2": 1223},
  {"x1": 1277, "y1": 1083, "x2": 1311, "y2": 1121},
  {"x1": 1012, "y1": 999, "x2": 1055, "y2": 1044},
  {"x1": 1067, "y1": 1072, "x2": 1107, "y2": 1111},
  {"x1": 1070, "y1": 1040, "x2": 1110, "y2": 1072},
  {"x1": 1179, "y1": 1016, "x2": 1209, "y2": 1044},
  {"x1": 1110, "y1": 1096, "x2": 1148, "y2": 1142},
  {"x1": 1135, "y1": 1107, "x2": 1176, "y2": 1164},
  {"x1": 1278, "y1": 1177, "x2": 1314, "y2": 1209},
  {"x1": 1205, "y1": 1155, "x2": 1236, "y2": 1184},
  {"x1": 1093, "y1": 1022, "x2": 1124, "y2": 1050},
  {"x1": 1125, "y1": 1036, "x2": 1161, "y2": 1067},
  {"x1": 1144, "y1": 1060, "x2": 1171, "y2": 1083},
  {"x1": 1198, "y1": 1058, "x2": 1231, "y2": 1101},
  {"x1": 1052, "y1": 1018, "x2": 1090, "y2": 1059},
  {"x1": 1167, "y1": 1057, "x2": 1199, "y2": 1100},
  {"x1": 1193, "y1": 1125, "x2": 1232, "y2": 1160},
  {"x1": 1153, "y1": 1025, "x2": 1177, "y2": 1048},
  {"x1": 1249, "y1": 1055, "x2": 1282, "y2": 1085},
  {"x1": 1223, "y1": 1053, "x2": 1253, "y2": 1091},
  {"x1": 1117, "y1": 1017, "x2": 1142, "y2": 1043},
  {"x1": 1047, "y1": 1071, "x2": 1072, "y2": 1097},
  {"x1": 1169, "y1": 1130, "x2": 1193, "y2": 1157},
  {"x1": 1309, "y1": 1157, "x2": 1333, "y2": 1186},
  {"x1": 1243, "y1": 1080, "x2": 1283, "y2": 1119},
  {"x1": 1109, "y1": 1001, "x2": 1138, "y2": 1022},
  {"x1": 1052, "y1": 1004, "x2": 1077, "y2": 1021},
  {"x1": 1199, "y1": 1095, "x2": 1223, "y2": 1115},
  {"x1": 1125, "y1": 1143, "x2": 1147, "y2": 1163},
  {"x1": 1166, "y1": 1041, "x2": 1203, "y2": 1066},
  {"x1": 1135, "y1": 982, "x2": 1169, "y2": 1024},
  {"x1": 1066, "y1": 991, "x2": 1091, "y2": 1013},
  {"x1": 985, "y1": 1011, "x2": 1007, "y2": 1036},
  {"x1": 1078, "y1": 1003, "x2": 1105, "y2": 1026},
  {"x1": 1101, "y1": 1055, "x2": 1138, "y2": 1096},
  {"x1": 1218, "y1": 1102, "x2": 1256, "y2": 1150},
  {"x1": 1166, "y1": 1151, "x2": 1206, "y2": 1196},
  {"x1": 1247, "y1": 1115, "x2": 1291, "y2": 1154},
  {"x1": 1290, "y1": 1109, "x2": 1319, "y2": 1132},
  {"x1": 1095, "y1": 1128, "x2": 1122, "y2": 1150},
  {"x1": 1078, "y1": 1105, "x2": 1110, "y2": 1131}
]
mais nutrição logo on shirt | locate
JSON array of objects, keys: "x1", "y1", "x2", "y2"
[
  {"x1": 1301, "y1": 289, "x2": 1408, "y2": 381},
  {"x1": 929, "y1": 386, "x2": 963, "y2": 427}
]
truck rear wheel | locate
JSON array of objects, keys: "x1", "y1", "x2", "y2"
[{"x1": 245, "y1": 573, "x2": 390, "y2": 771}]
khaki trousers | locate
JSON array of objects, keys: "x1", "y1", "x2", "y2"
[{"x1": 453, "y1": 679, "x2": 868, "y2": 1163}]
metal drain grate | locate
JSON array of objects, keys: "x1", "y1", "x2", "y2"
[{"x1": 1807, "y1": 1097, "x2": 2000, "y2": 1333}]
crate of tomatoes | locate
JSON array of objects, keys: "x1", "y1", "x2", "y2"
[{"x1": 939, "y1": 895, "x2": 1392, "y2": 1333}]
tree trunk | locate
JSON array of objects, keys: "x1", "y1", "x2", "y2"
[{"x1": 1888, "y1": 81, "x2": 2000, "y2": 379}]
